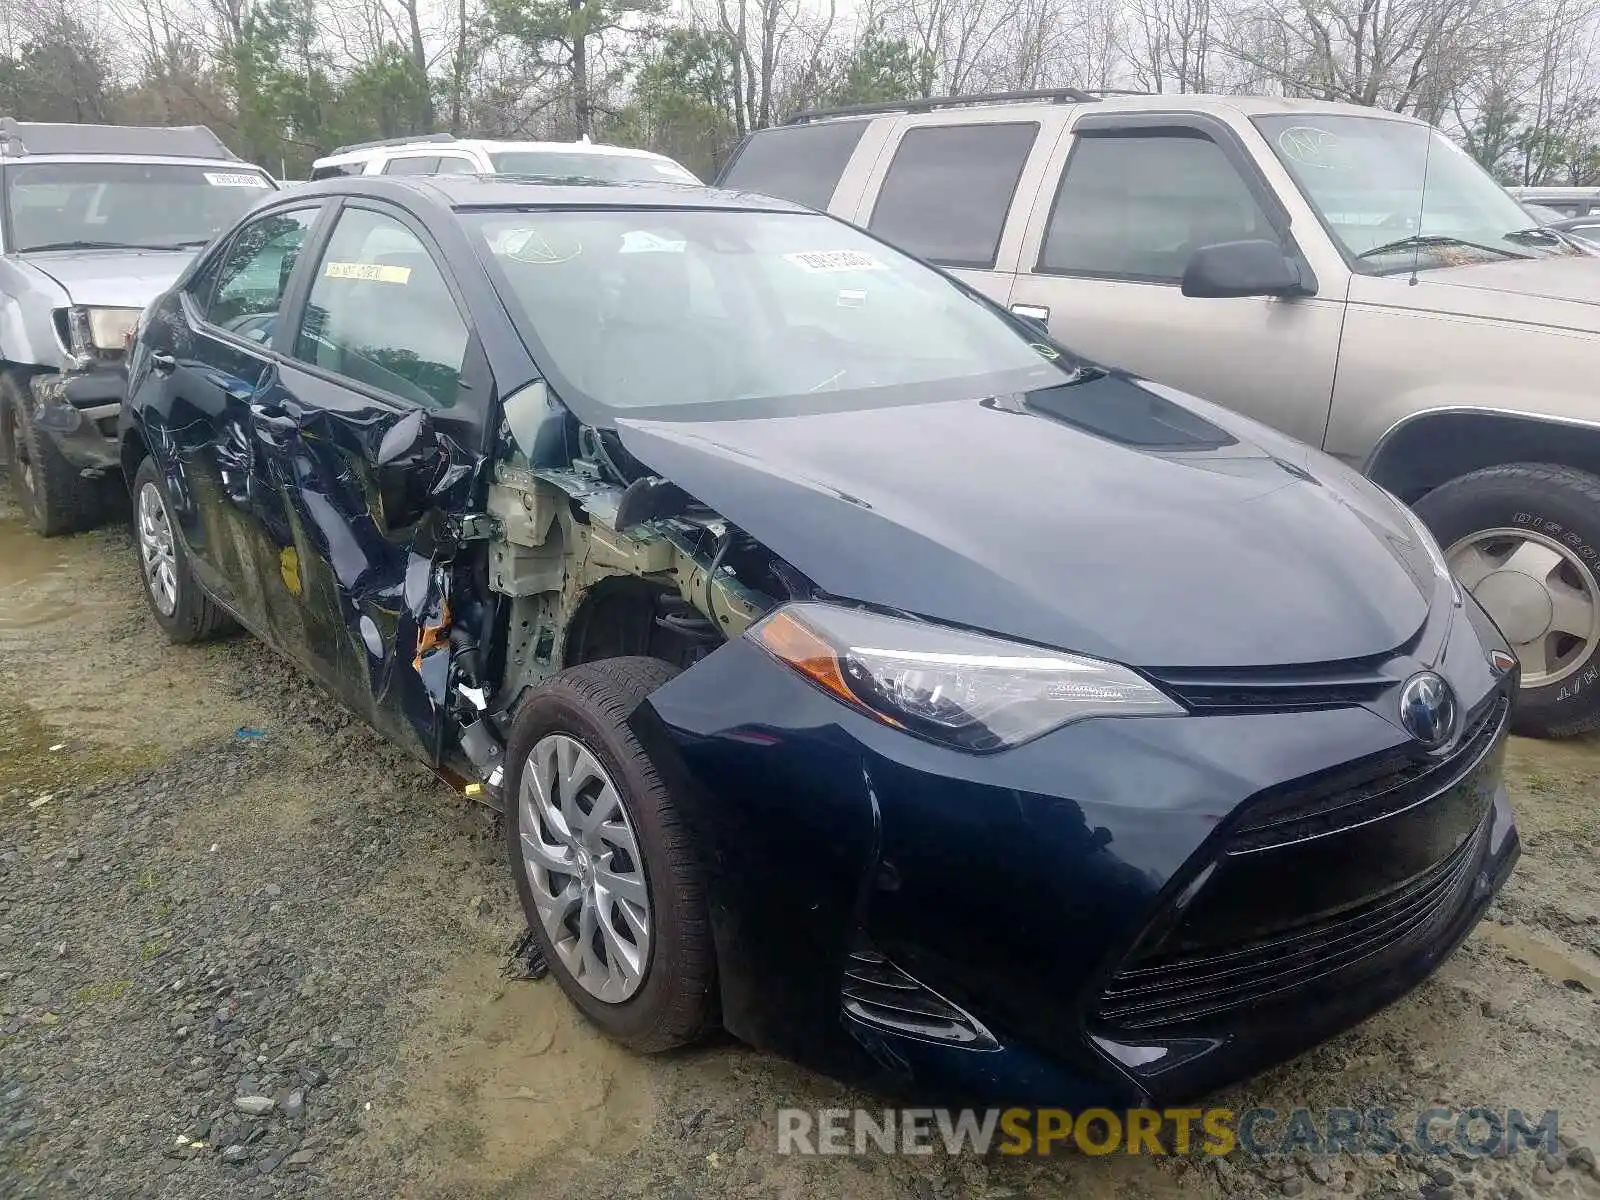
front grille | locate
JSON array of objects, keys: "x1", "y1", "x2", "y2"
[
  {"x1": 1229, "y1": 695, "x2": 1508, "y2": 850},
  {"x1": 841, "y1": 950, "x2": 998, "y2": 1048},
  {"x1": 1093, "y1": 819, "x2": 1485, "y2": 1033}
]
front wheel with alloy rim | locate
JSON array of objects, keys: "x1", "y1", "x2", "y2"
[
  {"x1": 504, "y1": 657, "x2": 716, "y2": 1052},
  {"x1": 0, "y1": 371, "x2": 106, "y2": 537},
  {"x1": 1415, "y1": 461, "x2": 1600, "y2": 738},
  {"x1": 130, "y1": 457, "x2": 235, "y2": 643}
]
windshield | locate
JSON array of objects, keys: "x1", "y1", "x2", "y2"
[
  {"x1": 1254, "y1": 115, "x2": 1581, "y2": 272},
  {"x1": 468, "y1": 208, "x2": 1066, "y2": 415},
  {"x1": 489, "y1": 152, "x2": 699, "y2": 185},
  {"x1": 5, "y1": 162, "x2": 274, "y2": 253}
]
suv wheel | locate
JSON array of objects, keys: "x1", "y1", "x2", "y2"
[
  {"x1": 131, "y1": 456, "x2": 234, "y2": 642},
  {"x1": 0, "y1": 371, "x2": 105, "y2": 537},
  {"x1": 1415, "y1": 462, "x2": 1600, "y2": 737},
  {"x1": 503, "y1": 657, "x2": 716, "y2": 1052}
]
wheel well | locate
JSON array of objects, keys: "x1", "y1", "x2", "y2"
[
  {"x1": 562, "y1": 577, "x2": 719, "y2": 672},
  {"x1": 120, "y1": 426, "x2": 149, "y2": 489},
  {"x1": 1368, "y1": 411, "x2": 1600, "y2": 502}
]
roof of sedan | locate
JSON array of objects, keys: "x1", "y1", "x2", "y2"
[{"x1": 289, "y1": 173, "x2": 808, "y2": 213}]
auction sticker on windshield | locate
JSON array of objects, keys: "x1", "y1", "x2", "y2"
[
  {"x1": 784, "y1": 250, "x2": 887, "y2": 273},
  {"x1": 204, "y1": 172, "x2": 271, "y2": 188},
  {"x1": 324, "y1": 261, "x2": 412, "y2": 284}
]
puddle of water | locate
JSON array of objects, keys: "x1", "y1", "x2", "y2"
[
  {"x1": 0, "y1": 516, "x2": 76, "y2": 630},
  {"x1": 1478, "y1": 921, "x2": 1600, "y2": 994}
]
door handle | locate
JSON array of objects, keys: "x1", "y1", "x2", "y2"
[
  {"x1": 1011, "y1": 304, "x2": 1051, "y2": 322},
  {"x1": 150, "y1": 351, "x2": 177, "y2": 374}
]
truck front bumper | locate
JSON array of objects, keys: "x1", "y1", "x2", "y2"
[{"x1": 30, "y1": 367, "x2": 125, "y2": 475}]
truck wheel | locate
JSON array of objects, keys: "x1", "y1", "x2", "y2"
[
  {"x1": 503, "y1": 657, "x2": 717, "y2": 1052},
  {"x1": 131, "y1": 456, "x2": 234, "y2": 642},
  {"x1": 0, "y1": 372, "x2": 104, "y2": 537},
  {"x1": 1415, "y1": 462, "x2": 1600, "y2": 737}
]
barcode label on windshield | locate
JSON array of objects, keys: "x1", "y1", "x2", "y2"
[
  {"x1": 783, "y1": 250, "x2": 885, "y2": 273},
  {"x1": 204, "y1": 172, "x2": 270, "y2": 188}
]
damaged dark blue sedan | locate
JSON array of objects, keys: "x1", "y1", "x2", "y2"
[{"x1": 120, "y1": 175, "x2": 1520, "y2": 1106}]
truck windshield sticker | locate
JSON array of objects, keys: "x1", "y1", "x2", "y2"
[{"x1": 204, "y1": 172, "x2": 271, "y2": 188}]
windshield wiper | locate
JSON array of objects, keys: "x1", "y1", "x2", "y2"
[
  {"x1": 18, "y1": 239, "x2": 143, "y2": 253},
  {"x1": 141, "y1": 238, "x2": 215, "y2": 250},
  {"x1": 1357, "y1": 234, "x2": 1526, "y2": 261}
]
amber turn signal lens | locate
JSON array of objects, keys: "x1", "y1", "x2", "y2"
[{"x1": 755, "y1": 610, "x2": 864, "y2": 710}]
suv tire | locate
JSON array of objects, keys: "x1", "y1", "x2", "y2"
[
  {"x1": 131, "y1": 456, "x2": 234, "y2": 642},
  {"x1": 503, "y1": 657, "x2": 716, "y2": 1052},
  {"x1": 0, "y1": 371, "x2": 104, "y2": 537},
  {"x1": 1415, "y1": 462, "x2": 1600, "y2": 737}
]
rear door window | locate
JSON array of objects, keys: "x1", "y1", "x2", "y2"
[
  {"x1": 1039, "y1": 132, "x2": 1273, "y2": 282},
  {"x1": 382, "y1": 156, "x2": 440, "y2": 175},
  {"x1": 718, "y1": 120, "x2": 870, "y2": 210},
  {"x1": 868, "y1": 123, "x2": 1039, "y2": 269}
]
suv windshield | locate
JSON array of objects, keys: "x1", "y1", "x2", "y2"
[
  {"x1": 1254, "y1": 114, "x2": 1581, "y2": 272},
  {"x1": 6, "y1": 162, "x2": 274, "y2": 253},
  {"x1": 468, "y1": 208, "x2": 1064, "y2": 415},
  {"x1": 489, "y1": 152, "x2": 699, "y2": 184}
]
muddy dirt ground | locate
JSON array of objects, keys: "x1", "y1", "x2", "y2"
[{"x1": 0, "y1": 489, "x2": 1596, "y2": 1200}]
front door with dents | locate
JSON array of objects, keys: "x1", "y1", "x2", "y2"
[{"x1": 253, "y1": 200, "x2": 492, "y2": 759}]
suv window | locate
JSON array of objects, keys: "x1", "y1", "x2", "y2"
[
  {"x1": 294, "y1": 208, "x2": 468, "y2": 409},
  {"x1": 868, "y1": 123, "x2": 1038, "y2": 269},
  {"x1": 1040, "y1": 132, "x2": 1273, "y2": 281},
  {"x1": 197, "y1": 207, "x2": 319, "y2": 341},
  {"x1": 433, "y1": 155, "x2": 477, "y2": 174},
  {"x1": 718, "y1": 120, "x2": 869, "y2": 210},
  {"x1": 382, "y1": 156, "x2": 439, "y2": 175}
]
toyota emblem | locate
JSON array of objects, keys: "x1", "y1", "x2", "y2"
[{"x1": 1399, "y1": 672, "x2": 1457, "y2": 749}]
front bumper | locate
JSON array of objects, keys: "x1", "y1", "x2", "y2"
[
  {"x1": 638, "y1": 598, "x2": 1519, "y2": 1107},
  {"x1": 30, "y1": 367, "x2": 125, "y2": 473}
]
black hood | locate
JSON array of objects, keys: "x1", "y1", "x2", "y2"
[{"x1": 615, "y1": 371, "x2": 1442, "y2": 669}]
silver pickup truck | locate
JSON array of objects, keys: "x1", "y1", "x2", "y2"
[
  {"x1": 0, "y1": 119, "x2": 276, "y2": 535},
  {"x1": 720, "y1": 89, "x2": 1600, "y2": 737}
]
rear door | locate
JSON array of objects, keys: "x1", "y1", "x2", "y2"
[
  {"x1": 1005, "y1": 113, "x2": 1347, "y2": 448},
  {"x1": 845, "y1": 112, "x2": 1066, "y2": 306},
  {"x1": 142, "y1": 203, "x2": 324, "y2": 634},
  {"x1": 252, "y1": 199, "x2": 491, "y2": 759}
]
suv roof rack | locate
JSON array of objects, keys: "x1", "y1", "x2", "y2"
[
  {"x1": 0, "y1": 117, "x2": 239, "y2": 160},
  {"x1": 784, "y1": 87, "x2": 1152, "y2": 125},
  {"x1": 324, "y1": 132, "x2": 459, "y2": 157}
]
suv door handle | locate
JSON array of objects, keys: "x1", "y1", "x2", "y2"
[
  {"x1": 1011, "y1": 304, "x2": 1051, "y2": 322},
  {"x1": 150, "y1": 351, "x2": 177, "y2": 374}
]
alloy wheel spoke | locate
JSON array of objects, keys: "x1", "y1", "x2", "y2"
[
  {"x1": 1449, "y1": 544, "x2": 1501, "y2": 591},
  {"x1": 596, "y1": 907, "x2": 644, "y2": 990},
  {"x1": 520, "y1": 826, "x2": 576, "y2": 877},
  {"x1": 1547, "y1": 577, "x2": 1596, "y2": 640},
  {"x1": 1502, "y1": 537, "x2": 1565, "y2": 582},
  {"x1": 593, "y1": 860, "x2": 648, "y2": 912},
  {"x1": 1513, "y1": 634, "x2": 1553, "y2": 678}
]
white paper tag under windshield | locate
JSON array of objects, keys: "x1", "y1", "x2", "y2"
[
  {"x1": 204, "y1": 172, "x2": 271, "y2": 188},
  {"x1": 784, "y1": 250, "x2": 886, "y2": 273}
]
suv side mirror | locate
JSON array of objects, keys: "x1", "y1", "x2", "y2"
[{"x1": 1181, "y1": 239, "x2": 1309, "y2": 299}]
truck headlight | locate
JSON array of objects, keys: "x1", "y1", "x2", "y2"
[
  {"x1": 750, "y1": 602, "x2": 1184, "y2": 752},
  {"x1": 60, "y1": 305, "x2": 142, "y2": 359}
]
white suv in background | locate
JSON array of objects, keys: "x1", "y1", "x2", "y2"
[{"x1": 309, "y1": 134, "x2": 700, "y2": 184}]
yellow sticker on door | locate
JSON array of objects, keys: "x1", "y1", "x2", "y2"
[{"x1": 324, "y1": 261, "x2": 412, "y2": 284}]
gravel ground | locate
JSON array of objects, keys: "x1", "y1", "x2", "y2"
[{"x1": 0, "y1": 489, "x2": 1597, "y2": 1200}]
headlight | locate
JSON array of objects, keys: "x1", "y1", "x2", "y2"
[
  {"x1": 62, "y1": 305, "x2": 142, "y2": 357},
  {"x1": 749, "y1": 602, "x2": 1184, "y2": 752}
]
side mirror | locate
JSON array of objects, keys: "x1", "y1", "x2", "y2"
[{"x1": 1180, "y1": 239, "x2": 1310, "y2": 299}]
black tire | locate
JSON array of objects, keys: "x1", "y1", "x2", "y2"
[
  {"x1": 130, "y1": 456, "x2": 234, "y2": 643},
  {"x1": 0, "y1": 370, "x2": 106, "y2": 537},
  {"x1": 503, "y1": 657, "x2": 717, "y2": 1052},
  {"x1": 1414, "y1": 462, "x2": 1600, "y2": 738}
]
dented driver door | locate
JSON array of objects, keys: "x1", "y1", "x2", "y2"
[{"x1": 249, "y1": 199, "x2": 491, "y2": 761}]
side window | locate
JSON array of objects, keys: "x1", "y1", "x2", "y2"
[
  {"x1": 310, "y1": 163, "x2": 358, "y2": 180},
  {"x1": 433, "y1": 155, "x2": 476, "y2": 174},
  {"x1": 1040, "y1": 132, "x2": 1274, "y2": 282},
  {"x1": 718, "y1": 119, "x2": 870, "y2": 210},
  {"x1": 197, "y1": 207, "x2": 319, "y2": 340},
  {"x1": 868, "y1": 123, "x2": 1038, "y2": 269},
  {"x1": 382, "y1": 156, "x2": 440, "y2": 175},
  {"x1": 294, "y1": 208, "x2": 468, "y2": 410}
]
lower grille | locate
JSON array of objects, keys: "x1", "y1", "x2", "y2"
[
  {"x1": 1093, "y1": 820, "x2": 1485, "y2": 1033},
  {"x1": 841, "y1": 950, "x2": 998, "y2": 1048}
]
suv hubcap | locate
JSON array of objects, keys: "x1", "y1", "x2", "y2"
[
  {"x1": 137, "y1": 482, "x2": 179, "y2": 617},
  {"x1": 1447, "y1": 527, "x2": 1600, "y2": 687},
  {"x1": 518, "y1": 733, "x2": 652, "y2": 1003}
]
